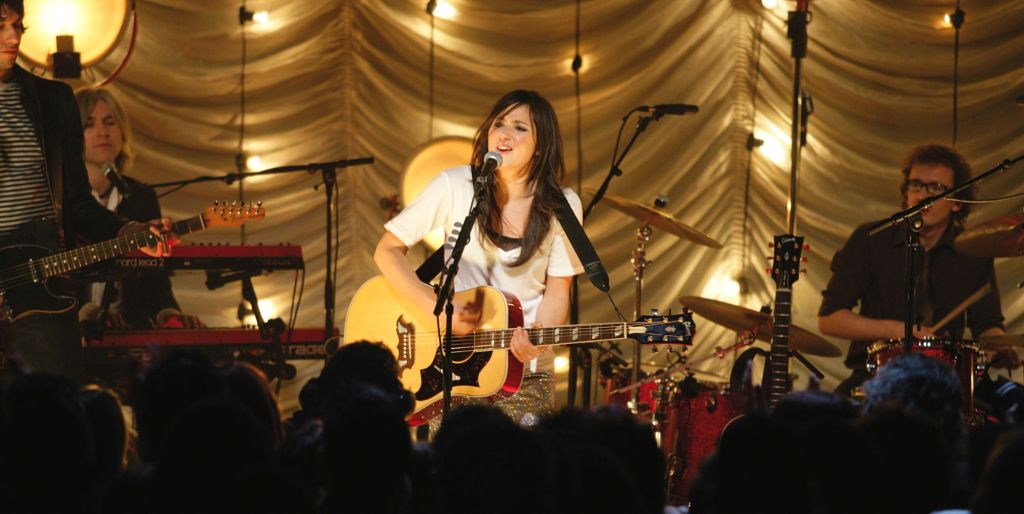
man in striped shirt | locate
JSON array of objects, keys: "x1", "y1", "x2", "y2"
[{"x1": 0, "y1": 0, "x2": 174, "y2": 384}]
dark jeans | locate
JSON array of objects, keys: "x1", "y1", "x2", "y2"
[{"x1": 0, "y1": 311, "x2": 84, "y2": 385}]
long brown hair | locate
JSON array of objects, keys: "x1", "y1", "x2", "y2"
[{"x1": 470, "y1": 90, "x2": 567, "y2": 266}]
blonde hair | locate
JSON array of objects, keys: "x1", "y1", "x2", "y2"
[{"x1": 75, "y1": 88, "x2": 135, "y2": 175}]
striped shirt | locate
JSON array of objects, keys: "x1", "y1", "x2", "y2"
[{"x1": 0, "y1": 81, "x2": 55, "y2": 238}]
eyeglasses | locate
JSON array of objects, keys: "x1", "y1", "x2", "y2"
[{"x1": 906, "y1": 179, "x2": 949, "y2": 195}]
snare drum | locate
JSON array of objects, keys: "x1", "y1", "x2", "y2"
[{"x1": 866, "y1": 337, "x2": 986, "y2": 413}]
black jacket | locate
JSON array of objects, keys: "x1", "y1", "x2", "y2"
[
  {"x1": 11, "y1": 64, "x2": 127, "y2": 244},
  {"x1": 77, "y1": 176, "x2": 182, "y2": 329}
]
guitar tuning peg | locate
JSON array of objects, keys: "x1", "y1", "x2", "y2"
[
  {"x1": 800, "y1": 268, "x2": 808, "y2": 274},
  {"x1": 801, "y1": 257, "x2": 809, "y2": 262},
  {"x1": 765, "y1": 267, "x2": 772, "y2": 275},
  {"x1": 803, "y1": 243, "x2": 810, "y2": 250},
  {"x1": 768, "y1": 242, "x2": 775, "y2": 248},
  {"x1": 650, "y1": 307, "x2": 659, "y2": 317}
]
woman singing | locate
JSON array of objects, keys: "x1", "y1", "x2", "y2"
[{"x1": 374, "y1": 89, "x2": 583, "y2": 426}]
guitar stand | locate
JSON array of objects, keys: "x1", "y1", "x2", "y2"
[{"x1": 790, "y1": 350, "x2": 824, "y2": 380}]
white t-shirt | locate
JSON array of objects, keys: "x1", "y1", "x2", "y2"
[{"x1": 384, "y1": 165, "x2": 585, "y2": 373}]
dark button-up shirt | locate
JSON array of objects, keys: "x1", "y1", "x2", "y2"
[{"x1": 819, "y1": 219, "x2": 1003, "y2": 370}]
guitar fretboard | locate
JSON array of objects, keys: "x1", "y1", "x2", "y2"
[
  {"x1": 38, "y1": 216, "x2": 205, "y2": 279},
  {"x1": 420, "y1": 322, "x2": 634, "y2": 354},
  {"x1": 766, "y1": 288, "x2": 791, "y2": 406}
]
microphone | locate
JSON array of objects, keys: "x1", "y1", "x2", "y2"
[
  {"x1": 476, "y1": 151, "x2": 503, "y2": 184},
  {"x1": 102, "y1": 162, "x2": 132, "y2": 199},
  {"x1": 635, "y1": 104, "x2": 699, "y2": 116}
]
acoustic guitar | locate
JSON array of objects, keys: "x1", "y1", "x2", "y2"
[{"x1": 344, "y1": 275, "x2": 696, "y2": 425}]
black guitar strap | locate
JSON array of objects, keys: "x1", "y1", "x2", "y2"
[{"x1": 415, "y1": 192, "x2": 609, "y2": 292}]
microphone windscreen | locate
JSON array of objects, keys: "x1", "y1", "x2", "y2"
[{"x1": 483, "y1": 151, "x2": 503, "y2": 167}]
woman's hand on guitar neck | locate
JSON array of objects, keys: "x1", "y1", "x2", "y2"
[
  {"x1": 510, "y1": 323, "x2": 547, "y2": 363},
  {"x1": 119, "y1": 218, "x2": 179, "y2": 257}
]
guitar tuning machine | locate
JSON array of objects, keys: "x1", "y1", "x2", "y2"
[{"x1": 650, "y1": 307, "x2": 659, "y2": 317}]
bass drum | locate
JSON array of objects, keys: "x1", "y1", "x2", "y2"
[{"x1": 663, "y1": 382, "x2": 744, "y2": 504}]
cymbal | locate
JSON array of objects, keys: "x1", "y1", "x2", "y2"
[
  {"x1": 954, "y1": 212, "x2": 1024, "y2": 258},
  {"x1": 585, "y1": 189, "x2": 722, "y2": 248},
  {"x1": 678, "y1": 295, "x2": 842, "y2": 357},
  {"x1": 977, "y1": 334, "x2": 1024, "y2": 348}
]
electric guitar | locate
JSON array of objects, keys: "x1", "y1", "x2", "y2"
[
  {"x1": 764, "y1": 234, "x2": 805, "y2": 408},
  {"x1": 343, "y1": 275, "x2": 696, "y2": 425},
  {"x1": 0, "y1": 202, "x2": 265, "y2": 323}
]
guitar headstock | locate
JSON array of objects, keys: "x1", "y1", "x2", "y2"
[
  {"x1": 202, "y1": 201, "x2": 266, "y2": 229},
  {"x1": 769, "y1": 234, "x2": 806, "y2": 289},
  {"x1": 630, "y1": 309, "x2": 696, "y2": 345}
]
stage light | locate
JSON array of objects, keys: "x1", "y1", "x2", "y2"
[
  {"x1": 942, "y1": 13, "x2": 952, "y2": 27},
  {"x1": 18, "y1": 0, "x2": 131, "y2": 77},
  {"x1": 430, "y1": 1, "x2": 457, "y2": 20},
  {"x1": 761, "y1": 0, "x2": 779, "y2": 9},
  {"x1": 245, "y1": 154, "x2": 264, "y2": 172},
  {"x1": 239, "y1": 6, "x2": 269, "y2": 25},
  {"x1": 554, "y1": 355, "x2": 570, "y2": 373},
  {"x1": 754, "y1": 129, "x2": 787, "y2": 166},
  {"x1": 241, "y1": 299, "x2": 278, "y2": 326}
]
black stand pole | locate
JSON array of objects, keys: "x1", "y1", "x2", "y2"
[
  {"x1": 206, "y1": 269, "x2": 295, "y2": 381},
  {"x1": 433, "y1": 173, "x2": 488, "y2": 419},
  {"x1": 567, "y1": 278, "x2": 579, "y2": 408},
  {"x1": 903, "y1": 216, "x2": 923, "y2": 351},
  {"x1": 785, "y1": 1, "x2": 810, "y2": 234},
  {"x1": 318, "y1": 164, "x2": 338, "y2": 345}
]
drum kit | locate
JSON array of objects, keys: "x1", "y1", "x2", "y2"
[{"x1": 590, "y1": 190, "x2": 1024, "y2": 502}]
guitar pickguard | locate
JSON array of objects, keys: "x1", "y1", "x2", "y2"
[{"x1": 415, "y1": 343, "x2": 492, "y2": 401}]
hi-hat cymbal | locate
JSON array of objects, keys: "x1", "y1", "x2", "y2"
[
  {"x1": 954, "y1": 212, "x2": 1024, "y2": 258},
  {"x1": 585, "y1": 188, "x2": 722, "y2": 248},
  {"x1": 678, "y1": 295, "x2": 842, "y2": 357},
  {"x1": 977, "y1": 334, "x2": 1024, "y2": 348}
]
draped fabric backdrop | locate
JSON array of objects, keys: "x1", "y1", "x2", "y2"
[{"x1": 34, "y1": 0, "x2": 1023, "y2": 412}]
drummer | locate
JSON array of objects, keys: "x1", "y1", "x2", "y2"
[{"x1": 818, "y1": 144, "x2": 1020, "y2": 396}]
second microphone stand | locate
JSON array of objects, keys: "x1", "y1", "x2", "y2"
[{"x1": 150, "y1": 157, "x2": 374, "y2": 347}]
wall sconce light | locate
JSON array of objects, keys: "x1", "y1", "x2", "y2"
[
  {"x1": 239, "y1": 6, "x2": 269, "y2": 25},
  {"x1": 18, "y1": 0, "x2": 133, "y2": 80}
]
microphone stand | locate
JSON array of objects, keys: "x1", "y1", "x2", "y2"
[
  {"x1": 433, "y1": 172, "x2": 488, "y2": 420},
  {"x1": 149, "y1": 157, "x2": 374, "y2": 346},
  {"x1": 785, "y1": 0, "x2": 810, "y2": 234},
  {"x1": 868, "y1": 154, "x2": 1023, "y2": 352},
  {"x1": 582, "y1": 111, "x2": 661, "y2": 409}
]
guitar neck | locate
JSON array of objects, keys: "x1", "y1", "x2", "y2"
[
  {"x1": 766, "y1": 287, "x2": 791, "y2": 407},
  {"x1": 39, "y1": 215, "x2": 205, "y2": 279},
  {"x1": 465, "y1": 322, "x2": 630, "y2": 352}
]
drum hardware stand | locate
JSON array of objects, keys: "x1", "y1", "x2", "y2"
[
  {"x1": 631, "y1": 223, "x2": 653, "y2": 412},
  {"x1": 868, "y1": 154, "x2": 1023, "y2": 353}
]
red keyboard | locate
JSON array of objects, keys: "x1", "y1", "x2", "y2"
[{"x1": 86, "y1": 327, "x2": 337, "y2": 360}]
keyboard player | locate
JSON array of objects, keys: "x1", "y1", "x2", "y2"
[{"x1": 75, "y1": 88, "x2": 205, "y2": 330}]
